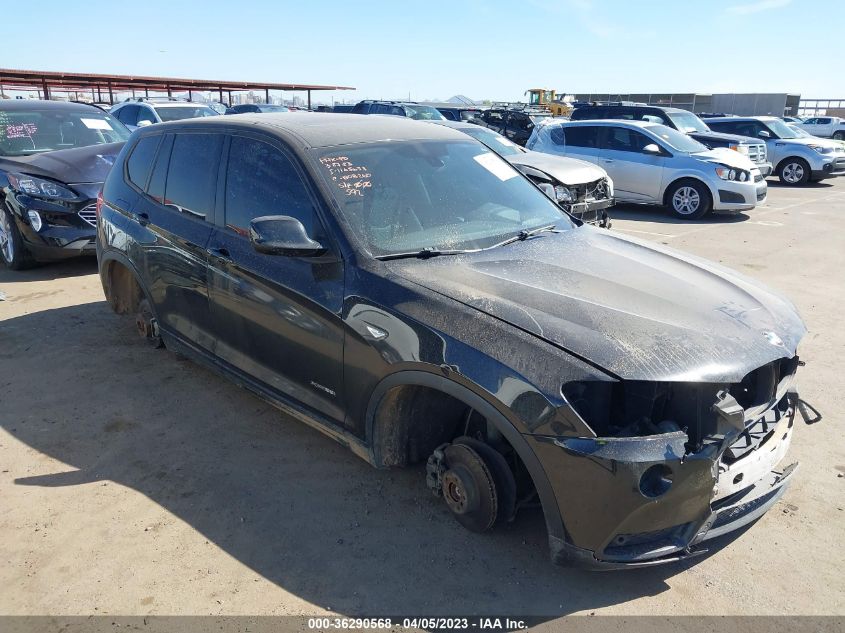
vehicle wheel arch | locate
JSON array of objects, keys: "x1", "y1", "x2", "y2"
[
  {"x1": 662, "y1": 175, "x2": 715, "y2": 208},
  {"x1": 364, "y1": 369, "x2": 566, "y2": 544},
  {"x1": 99, "y1": 249, "x2": 154, "y2": 317}
]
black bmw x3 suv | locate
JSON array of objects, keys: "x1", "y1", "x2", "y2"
[
  {"x1": 1, "y1": 99, "x2": 130, "y2": 269},
  {"x1": 98, "y1": 113, "x2": 813, "y2": 568}
]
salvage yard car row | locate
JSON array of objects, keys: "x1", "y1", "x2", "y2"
[{"x1": 0, "y1": 96, "x2": 824, "y2": 569}]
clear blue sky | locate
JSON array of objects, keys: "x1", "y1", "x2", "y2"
[{"x1": 3, "y1": 0, "x2": 842, "y2": 104}]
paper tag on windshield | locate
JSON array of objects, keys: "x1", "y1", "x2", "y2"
[
  {"x1": 473, "y1": 152, "x2": 517, "y2": 181},
  {"x1": 81, "y1": 118, "x2": 113, "y2": 130}
]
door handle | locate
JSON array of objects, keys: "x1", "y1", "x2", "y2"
[
  {"x1": 207, "y1": 246, "x2": 232, "y2": 261},
  {"x1": 131, "y1": 211, "x2": 149, "y2": 226}
]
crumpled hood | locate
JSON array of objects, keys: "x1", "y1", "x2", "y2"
[
  {"x1": 693, "y1": 147, "x2": 758, "y2": 171},
  {"x1": 389, "y1": 227, "x2": 805, "y2": 382},
  {"x1": 506, "y1": 151, "x2": 608, "y2": 185},
  {"x1": 0, "y1": 142, "x2": 124, "y2": 185}
]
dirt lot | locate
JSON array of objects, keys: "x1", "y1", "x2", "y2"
[{"x1": 1, "y1": 178, "x2": 844, "y2": 618}]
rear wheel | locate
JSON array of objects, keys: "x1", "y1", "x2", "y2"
[
  {"x1": 0, "y1": 208, "x2": 35, "y2": 270},
  {"x1": 778, "y1": 158, "x2": 810, "y2": 186},
  {"x1": 833, "y1": 131, "x2": 845, "y2": 141},
  {"x1": 666, "y1": 180, "x2": 711, "y2": 220}
]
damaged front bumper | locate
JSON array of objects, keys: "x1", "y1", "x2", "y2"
[{"x1": 528, "y1": 392, "x2": 808, "y2": 569}]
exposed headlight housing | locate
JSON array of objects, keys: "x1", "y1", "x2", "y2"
[
  {"x1": 26, "y1": 210, "x2": 42, "y2": 231},
  {"x1": 7, "y1": 173, "x2": 77, "y2": 201},
  {"x1": 554, "y1": 184, "x2": 573, "y2": 203}
]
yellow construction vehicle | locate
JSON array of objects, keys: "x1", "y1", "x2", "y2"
[{"x1": 525, "y1": 88, "x2": 572, "y2": 117}]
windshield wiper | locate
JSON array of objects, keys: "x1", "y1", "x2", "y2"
[
  {"x1": 484, "y1": 224, "x2": 561, "y2": 251},
  {"x1": 375, "y1": 247, "x2": 468, "y2": 261}
]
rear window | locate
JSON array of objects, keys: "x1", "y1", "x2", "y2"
[
  {"x1": 126, "y1": 135, "x2": 161, "y2": 190},
  {"x1": 155, "y1": 106, "x2": 218, "y2": 123},
  {"x1": 163, "y1": 134, "x2": 223, "y2": 219}
]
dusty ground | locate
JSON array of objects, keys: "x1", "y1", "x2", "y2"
[{"x1": 1, "y1": 178, "x2": 843, "y2": 619}]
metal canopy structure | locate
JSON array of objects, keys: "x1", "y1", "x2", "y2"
[{"x1": 0, "y1": 68, "x2": 355, "y2": 109}]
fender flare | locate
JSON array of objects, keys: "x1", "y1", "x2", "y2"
[{"x1": 364, "y1": 369, "x2": 566, "y2": 544}]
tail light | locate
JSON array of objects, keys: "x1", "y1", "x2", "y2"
[{"x1": 96, "y1": 190, "x2": 104, "y2": 217}]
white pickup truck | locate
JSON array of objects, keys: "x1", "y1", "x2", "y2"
[{"x1": 799, "y1": 116, "x2": 845, "y2": 140}]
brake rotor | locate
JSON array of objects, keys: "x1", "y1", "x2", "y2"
[
  {"x1": 441, "y1": 444, "x2": 498, "y2": 533},
  {"x1": 454, "y1": 436, "x2": 517, "y2": 524}
]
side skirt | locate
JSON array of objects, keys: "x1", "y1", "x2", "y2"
[{"x1": 161, "y1": 329, "x2": 374, "y2": 466}]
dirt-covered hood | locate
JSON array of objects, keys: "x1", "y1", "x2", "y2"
[
  {"x1": 389, "y1": 227, "x2": 806, "y2": 382},
  {"x1": 506, "y1": 151, "x2": 608, "y2": 185},
  {"x1": 0, "y1": 142, "x2": 124, "y2": 185}
]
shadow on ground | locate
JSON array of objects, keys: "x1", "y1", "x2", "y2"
[
  {"x1": 0, "y1": 302, "x2": 742, "y2": 618},
  {"x1": 608, "y1": 203, "x2": 750, "y2": 227},
  {"x1": 0, "y1": 257, "x2": 98, "y2": 285}
]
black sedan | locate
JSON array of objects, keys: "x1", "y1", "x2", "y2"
[{"x1": 0, "y1": 100, "x2": 130, "y2": 269}]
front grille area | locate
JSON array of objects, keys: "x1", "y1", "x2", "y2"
[
  {"x1": 746, "y1": 143, "x2": 767, "y2": 164},
  {"x1": 78, "y1": 204, "x2": 97, "y2": 228},
  {"x1": 571, "y1": 178, "x2": 609, "y2": 203}
]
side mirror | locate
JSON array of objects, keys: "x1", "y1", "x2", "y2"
[
  {"x1": 642, "y1": 143, "x2": 662, "y2": 155},
  {"x1": 249, "y1": 215, "x2": 326, "y2": 257},
  {"x1": 758, "y1": 130, "x2": 771, "y2": 139},
  {"x1": 136, "y1": 120, "x2": 153, "y2": 128}
]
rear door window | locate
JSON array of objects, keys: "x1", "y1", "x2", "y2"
[
  {"x1": 224, "y1": 135, "x2": 318, "y2": 237},
  {"x1": 126, "y1": 135, "x2": 161, "y2": 190},
  {"x1": 163, "y1": 133, "x2": 223, "y2": 220},
  {"x1": 602, "y1": 127, "x2": 650, "y2": 152}
]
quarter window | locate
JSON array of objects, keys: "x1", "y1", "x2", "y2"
[
  {"x1": 224, "y1": 136, "x2": 317, "y2": 236},
  {"x1": 558, "y1": 126, "x2": 600, "y2": 148},
  {"x1": 116, "y1": 105, "x2": 139, "y2": 126},
  {"x1": 126, "y1": 135, "x2": 160, "y2": 190},
  {"x1": 163, "y1": 133, "x2": 223, "y2": 220},
  {"x1": 136, "y1": 106, "x2": 156, "y2": 125}
]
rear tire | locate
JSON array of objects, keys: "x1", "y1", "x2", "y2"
[
  {"x1": 778, "y1": 158, "x2": 810, "y2": 186},
  {"x1": 0, "y1": 208, "x2": 36, "y2": 270},
  {"x1": 666, "y1": 180, "x2": 711, "y2": 220},
  {"x1": 833, "y1": 131, "x2": 845, "y2": 141}
]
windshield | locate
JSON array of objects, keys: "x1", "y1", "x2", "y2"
[
  {"x1": 404, "y1": 105, "x2": 445, "y2": 121},
  {"x1": 155, "y1": 106, "x2": 219, "y2": 122},
  {"x1": 315, "y1": 140, "x2": 571, "y2": 257},
  {"x1": 644, "y1": 124, "x2": 708, "y2": 153},
  {"x1": 257, "y1": 105, "x2": 290, "y2": 113},
  {"x1": 461, "y1": 127, "x2": 524, "y2": 157},
  {"x1": 763, "y1": 118, "x2": 800, "y2": 139},
  {"x1": 667, "y1": 111, "x2": 710, "y2": 133},
  {"x1": 0, "y1": 107, "x2": 130, "y2": 156}
]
